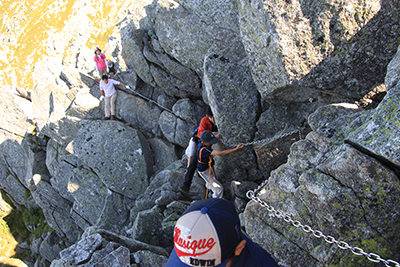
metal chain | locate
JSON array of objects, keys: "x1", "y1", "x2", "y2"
[
  {"x1": 246, "y1": 188, "x2": 400, "y2": 267},
  {"x1": 223, "y1": 127, "x2": 303, "y2": 148},
  {"x1": 75, "y1": 68, "x2": 197, "y2": 125}
]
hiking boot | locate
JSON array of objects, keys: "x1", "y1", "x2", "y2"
[
  {"x1": 178, "y1": 185, "x2": 189, "y2": 193},
  {"x1": 111, "y1": 115, "x2": 116, "y2": 120},
  {"x1": 104, "y1": 117, "x2": 110, "y2": 120}
]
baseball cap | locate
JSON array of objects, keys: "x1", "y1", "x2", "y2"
[
  {"x1": 200, "y1": 130, "x2": 219, "y2": 144},
  {"x1": 165, "y1": 198, "x2": 242, "y2": 267},
  {"x1": 191, "y1": 125, "x2": 199, "y2": 137}
]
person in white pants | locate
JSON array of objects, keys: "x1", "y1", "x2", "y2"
[
  {"x1": 196, "y1": 130, "x2": 244, "y2": 198},
  {"x1": 99, "y1": 75, "x2": 129, "y2": 120}
]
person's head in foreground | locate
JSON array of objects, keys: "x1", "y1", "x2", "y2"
[{"x1": 165, "y1": 198, "x2": 278, "y2": 267}]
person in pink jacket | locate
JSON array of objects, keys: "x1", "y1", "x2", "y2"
[{"x1": 94, "y1": 47, "x2": 108, "y2": 77}]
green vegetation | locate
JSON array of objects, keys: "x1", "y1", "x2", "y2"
[{"x1": 0, "y1": 191, "x2": 52, "y2": 265}]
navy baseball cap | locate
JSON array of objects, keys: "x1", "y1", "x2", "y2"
[
  {"x1": 191, "y1": 125, "x2": 199, "y2": 137},
  {"x1": 200, "y1": 130, "x2": 219, "y2": 144},
  {"x1": 165, "y1": 198, "x2": 242, "y2": 267}
]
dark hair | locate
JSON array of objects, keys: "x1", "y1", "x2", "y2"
[
  {"x1": 206, "y1": 106, "x2": 213, "y2": 117},
  {"x1": 101, "y1": 75, "x2": 108, "y2": 80}
]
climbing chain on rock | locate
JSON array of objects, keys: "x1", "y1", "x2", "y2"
[
  {"x1": 246, "y1": 184, "x2": 400, "y2": 267},
  {"x1": 223, "y1": 126, "x2": 303, "y2": 148},
  {"x1": 76, "y1": 68, "x2": 197, "y2": 125}
]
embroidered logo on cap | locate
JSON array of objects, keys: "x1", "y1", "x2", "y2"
[{"x1": 173, "y1": 211, "x2": 221, "y2": 266}]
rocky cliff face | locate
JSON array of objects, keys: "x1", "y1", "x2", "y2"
[{"x1": 0, "y1": 0, "x2": 399, "y2": 266}]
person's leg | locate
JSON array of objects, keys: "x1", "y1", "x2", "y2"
[
  {"x1": 100, "y1": 69, "x2": 108, "y2": 77},
  {"x1": 181, "y1": 156, "x2": 197, "y2": 191},
  {"x1": 110, "y1": 92, "x2": 118, "y2": 119},
  {"x1": 104, "y1": 96, "x2": 111, "y2": 119},
  {"x1": 198, "y1": 169, "x2": 223, "y2": 198},
  {"x1": 208, "y1": 174, "x2": 223, "y2": 198}
]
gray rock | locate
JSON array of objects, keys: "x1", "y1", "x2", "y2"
[
  {"x1": 90, "y1": 246, "x2": 130, "y2": 267},
  {"x1": 60, "y1": 234, "x2": 103, "y2": 265},
  {"x1": 0, "y1": 150, "x2": 28, "y2": 206},
  {"x1": 0, "y1": 139, "x2": 28, "y2": 187},
  {"x1": 38, "y1": 231, "x2": 63, "y2": 262},
  {"x1": 146, "y1": 0, "x2": 246, "y2": 75},
  {"x1": 308, "y1": 103, "x2": 362, "y2": 143},
  {"x1": 297, "y1": 0, "x2": 400, "y2": 100},
  {"x1": 153, "y1": 49, "x2": 201, "y2": 97},
  {"x1": 346, "y1": 82, "x2": 400, "y2": 169},
  {"x1": 158, "y1": 111, "x2": 179, "y2": 146},
  {"x1": 254, "y1": 128, "x2": 309, "y2": 177},
  {"x1": 30, "y1": 236, "x2": 43, "y2": 255},
  {"x1": 46, "y1": 116, "x2": 85, "y2": 146},
  {"x1": 172, "y1": 98, "x2": 206, "y2": 126},
  {"x1": 385, "y1": 45, "x2": 400, "y2": 90},
  {"x1": 204, "y1": 54, "x2": 261, "y2": 144},
  {"x1": 133, "y1": 250, "x2": 168, "y2": 267},
  {"x1": 50, "y1": 259, "x2": 74, "y2": 267},
  {"x1": 121, "y1": 29, "x2": 155, "y2": 86},
  {"x1": 68, "y1": 166, "x2": 111, "y2": 225},
  {"x1": 237, "y1": 0, "x2": 399, "y2": 101},
  {"x1": 31, "y1": 58, "x2": 75, "y2": 132},
  {"x1": 244, "y1": 131, "x2": 400, "y2": 266},
  {"x1": 95, "y1": 192, "x2": 130, "y2": 233},
  {"x1": 0, "y1": 86, "x2": 33, "y2": 139},
  {"x1": 230, "y1": 180, "x2": 258, "y2": 200},
  {"x1": 66, "y1": 120, "x2": 153, "y2": 199},
  {"x1": 30, "y1": 176, "x2": 82, "y2": 242},
  {"x1": 149, "y1": 138, "x2": 178, "y2": 173},
  {"x1": 157, "y1": 93, "x2": 176, "y2": 110},
  {"x1": 132, "y1": 206, "x2": 170, "y2": 248},
  {"x1": 150, "y1": 64, "x2": 189, "y2": 98},
  {"x1": 117, "y1": 91, "x2": 162, "y2": 138},
  {"x1": 65, "y1": 87, "x2": 103, "y2": 120},
  {"x1": 255, "y1": 100, "x2": 316, "y2": 141},
  {"x1": 81, "y1": 241, "x2": 120, "y2": 266}
]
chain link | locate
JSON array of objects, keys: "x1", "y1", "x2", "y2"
[
  {"x1": 223, "y1": 127, "x2": 303, "y2": 148},
  {"x1": 246, "y1": 188, "x2": 400, "y2": 267}
]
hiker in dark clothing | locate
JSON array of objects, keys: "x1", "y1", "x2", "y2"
[
  {"x1": 107, "y1": 60, "x2": 122, "y2": 75},
  {"x1": 179, "y1": 107, "x2": 221, "y2": 193},
  {"x1": 179, "y1": 125, "x2": 199, "y2": 193},
  {"x1": 196, "y1": 130, "x2": 243, "y2": 198}
]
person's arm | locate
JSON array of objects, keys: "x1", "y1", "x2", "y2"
[
  {"x1": 103, "y1": 56, "x2": 108, "y2": 72},
  {"x1": 94, "y1": 58, "x2": 99, "y2": 73},
  {"x1": 119, "y1": 82, "x2": 130, "y2": 89},
  {"x1": 211, "y1": 144, "x2": 244, "y2": 156},
  {"x1": 187, "y1": 156, "x2": 193, "y2": 168},
  {"x1": 114, "y1": 62, "x2": 122, "y2": 73},
  {"x1": 99, "y1": 82, "x2": 105, "y2": 101}
]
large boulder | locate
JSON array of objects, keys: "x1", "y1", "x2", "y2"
[
  {"x1": 0, "y1": 86, "x2": 33, "y2": 142},
  {"x1": 146, "y1": 0, "x2": 247, "y2": 76},
  {"x1": 31, "y1": 59, "x2": 103, "y2": 145},
  {"x1": 202, "y1": 54, "x2": 262, "y2": 188},
  {"x1": 65, "y1": 120, "x2": 153, "y2": 199},
  {"x1": 204, "y1": 54, "x2": 261, "y2": 144},
  {"x1": 148, "y1": 138, "x2": 179, "y2": 173},
  {"x1": 117, "y1": 91, "x2": 163, "y2": 138},
  {"x1": 29, "y1": 175, "x2": 82, "y2": 243},
  {"x1": 60, "y1": 234, "x2": 103, "y2": 265},
  {"x1": 244, "y1": 130, "x2": 400, "y2": 266},
  {"x1": 158, "y1": 98, "x2": 205, "y2": 147},
  {"x1": 0, "y1": 141, "x2": 28, "y2": 206},
  {"x1": 237, "y1": 0, "x2": 400, "y2": 101},
  {"x1": 346, "y1": 81, "x2": 400, "y2": 170}
]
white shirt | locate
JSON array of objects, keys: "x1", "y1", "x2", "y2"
[
  {"x1": 185, "y1": 138, "x2": 197, "y2": 158},
  {"x1": 99, "y1": 79, "x2": 120, "y2": 96}
]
